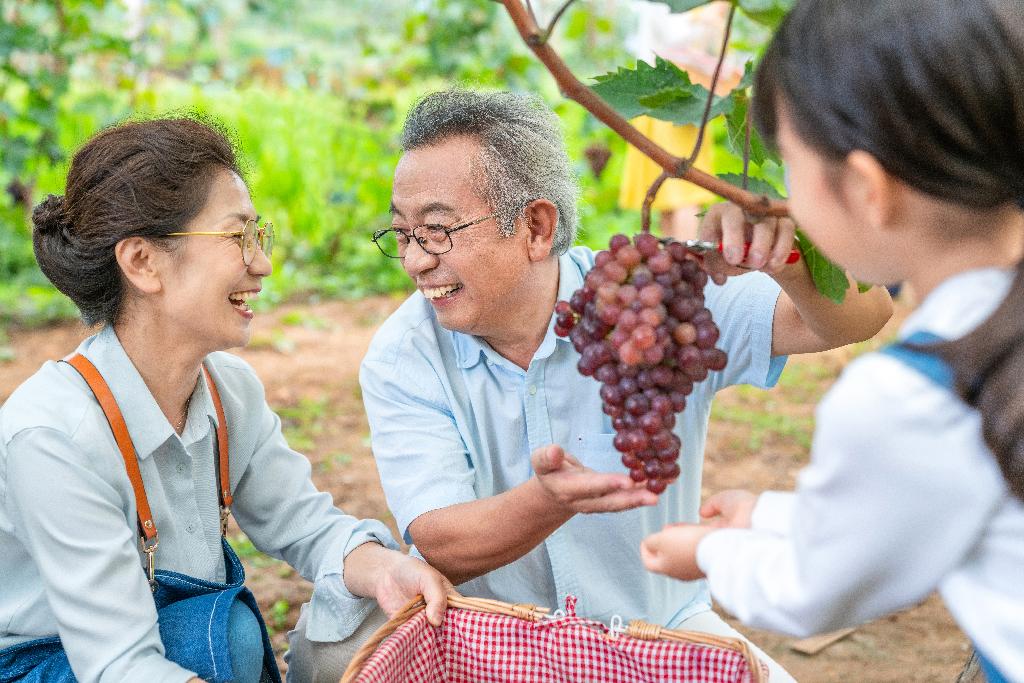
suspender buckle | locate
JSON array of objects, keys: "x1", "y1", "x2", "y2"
[
  {"x1": 220, "y1": 506, "x2": 232, "y2": 537},
  {"x1": 140, "y1": 535, "x2": 159, "y2": 592}
]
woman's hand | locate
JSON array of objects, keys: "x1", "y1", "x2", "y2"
[
  {"x1": 697, "y1": 202, "x2": 799, "y2": 284},
  {"x1": 343, "y1": 543, "x2": 455, "y2": 627}
]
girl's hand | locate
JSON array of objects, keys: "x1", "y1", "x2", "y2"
[
  {"x1": 700, "y1": 489, "x2": 757, "y2": 529},
  {"x1": 640, "y1": 524, "x2": 714, "y2": 581},
  {"x1": 697, "y1": 202, "x2": 798, "y2": 284},
  {"x1": 344, "y1": 543, "x2": 456, "y2": 627}
]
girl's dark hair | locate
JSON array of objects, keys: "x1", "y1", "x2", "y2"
[
  {"x1": 31, "y1": 116, "x2": 242, "y2": 327},
  {"x1": 753, "y1": 0, "x2": 1024, "y2": 501}
]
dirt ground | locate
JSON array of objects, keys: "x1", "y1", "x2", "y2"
[{"x1": 0, "y1": 294, "x2": 974, "y2": 682}]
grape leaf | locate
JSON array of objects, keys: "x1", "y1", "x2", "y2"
[
  {"x1": 648, "y1": 0, "x2": 794, "y2": 26},
  {"x1": 592, "y1": 57, "x2": 734, "y2": 127},
  {"x1": 724, "y1": 90, "x2": 776, "y2": 167},
  {"x1": 722, "y1": 62, "x2": 778, "y2": 166},
  {"x1": 647, "y1": 0, "x2": 714, "y2": 11},
  {"x1": 735, "y1": 0, "x2": 795, "y2": 27},
  {"x1": 794, "y1": 229, "x2": 851, "y2": 304},
  {"x1": 637, "y1": 86, "x2": 698, "y2": 110},
  {"x1": 715, "y1": 173, "x2": 784, "y2": 200},
  {"x1": 715, "y1": 174, "x2": 851, "y2": 304}
]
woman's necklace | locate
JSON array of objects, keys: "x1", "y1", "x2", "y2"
[{"x1": 174, "y1": 394, "x2": 192, "y2": 433}]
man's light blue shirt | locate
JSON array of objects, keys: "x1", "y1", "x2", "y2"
[{"x1": 360, "y1": 246, "x2": 786, "y2": 628}]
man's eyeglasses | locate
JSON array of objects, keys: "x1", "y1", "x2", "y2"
[
  {"x1": 371, "y1": 214, "x2": 495, "y2": 259},
  {"x1": 167, "y1": 218, "x2": 275, "y2": 266}
]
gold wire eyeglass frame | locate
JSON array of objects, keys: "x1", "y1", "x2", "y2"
[{"x1": 166, "y1": 218, "x2": 275, "y2": 266}]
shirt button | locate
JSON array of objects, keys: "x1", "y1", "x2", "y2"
[
  {"x1": 185, "y1": 524, "x2": 196, "y2": 534},
  {"x1": 176, "y1": 463, "x2": 186, "y2": 474},
  {"x1": 528, "y1": 385, "x2": 537, "y2": 395}
]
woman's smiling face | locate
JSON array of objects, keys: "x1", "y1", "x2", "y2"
[{"x1": 158, "y1": 168, "x2": 273, "y2": 352}]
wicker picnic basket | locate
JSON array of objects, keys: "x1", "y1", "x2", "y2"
[{"x1": 340, "y1": 595, "x2": 768, "y2": 682}]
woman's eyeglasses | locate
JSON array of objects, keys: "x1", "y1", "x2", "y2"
[{"x1": 167, "y1": 218, "x2": 275, "y2": 266}]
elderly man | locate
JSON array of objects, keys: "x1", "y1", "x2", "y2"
[{"x1": 344, "y1": 90, "x2": 890, "y2": 680}]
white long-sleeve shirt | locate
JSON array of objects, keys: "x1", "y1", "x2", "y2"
[{"x1": 697, "y1": 268, "x2": 1024, "y2": 681}]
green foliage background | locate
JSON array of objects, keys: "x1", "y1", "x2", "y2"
[
  {"x1": 1, "y1": 0, "x2": 820, "y2": 330},
  {"x1": 1, "y1": 0, "x2": 649, "y2": 326}
]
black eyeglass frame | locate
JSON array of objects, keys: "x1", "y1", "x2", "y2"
[{"x1": 371, "y1": 213, "x2": 496, "y2": 259}]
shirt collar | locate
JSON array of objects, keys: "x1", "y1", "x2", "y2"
[
  {"x1": 80, "y1": 326, "x2": 218, "y2": 459},
  {"x1": 450, "y1": 250, "x2": 586, "y2": 369},
  {"x1": 898, "y1": 267, "x2": 1013, "y2": 341}
]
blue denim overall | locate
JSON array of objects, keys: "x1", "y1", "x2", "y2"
[
  {"x1": 881, "y1": 332, "x2": 1010, "y2": 683},
  {"x1": 0, "y1": 355, "x2": 281, "y2": 683}
]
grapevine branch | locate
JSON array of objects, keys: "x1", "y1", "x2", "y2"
[
  {"x1": 543, "y1": 0, "x2": 578, "y2": 42},
  {"x1": 641, "y1": 171, "x2": 669, "y2": 233},
  {"x1": 525, "y1": 0, "x2": 538, "y2": 26},
  {"x1": 686, "y1": 3, "x2": 735, "y2": 167},
  {"x1": 499, "y1": 0, "x2": 788, "y2": 218},
  {"x1": 743, "y1": 102, "x2": 752, "y2": 190}
]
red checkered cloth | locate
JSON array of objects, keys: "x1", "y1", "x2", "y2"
[{"x1": 353, "y1": 599, "x2": 766, "y2": 683}]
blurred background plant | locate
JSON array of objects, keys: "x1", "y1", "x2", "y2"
[{"x1": 0, "y1": 0, "x2": 768, "y2": 328}]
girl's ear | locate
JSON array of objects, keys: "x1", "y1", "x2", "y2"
[
  {"x1": 115, "y1": 237, "x2": 166, "y2": 295},
  {"x1": 845, "y1": 150, "x2": 903, "y2": 232}
]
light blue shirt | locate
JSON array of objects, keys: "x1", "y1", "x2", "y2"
[
  {"x1": 0, "y1": 327, "x2": 397, "y2": 683},
  {"x1": 360, "y1": 246, "x2": 786, "y2": 628}
]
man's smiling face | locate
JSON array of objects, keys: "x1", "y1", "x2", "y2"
[{"x1": 390, "y1": 135, "x2": 536, "y2": 339}]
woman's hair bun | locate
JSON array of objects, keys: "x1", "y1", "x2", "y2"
[{"x1": 31, "y1": 194, "x2": 72, "y2": 239}]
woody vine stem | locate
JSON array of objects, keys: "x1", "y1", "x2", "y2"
[{"x1": 499, "y1": 0, "x2": 790, "y2": 229}]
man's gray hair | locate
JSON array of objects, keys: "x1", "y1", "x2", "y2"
[{"x1": 400, "y1": 89, "x2": 579, "y2": 255}]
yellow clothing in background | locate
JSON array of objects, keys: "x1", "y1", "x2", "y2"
[{"x1": 618, "y1": 116, "x2": 717, "y2": 210}]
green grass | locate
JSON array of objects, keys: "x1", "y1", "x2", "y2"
[
  {"x1": 277, "y1": 395, "x2": 332, "y2": 452},
  {"x1": 776, "y1": 362, "x2": 836, "y2": 404},
  {"x1": 711, "y1": 384, "x2": 814, "y2": 452},
  {"x1": 265, "y1": 599, "x2": 291, "y2": 636},
  {"x1": 316, "y1": 452, "x2": 353, "y2": 474},
  {"x1": 279, "y1": 310, "x2": 332, "y2": 330},
  {"x1": 228, "y1": 533, "x2": 284, "y2": 570}
]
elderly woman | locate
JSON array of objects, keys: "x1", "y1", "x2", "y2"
[{"x1": 0, "y1": 118, "x2": 451, "y2": 683}]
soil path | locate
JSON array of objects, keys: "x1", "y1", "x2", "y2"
[{"x1": 0, "y1": 296, "x2": 971, "y2": 682}]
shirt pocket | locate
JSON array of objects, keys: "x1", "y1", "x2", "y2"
[{"x1": 574, "y1": 432, "x2": 623, "y2": 473}]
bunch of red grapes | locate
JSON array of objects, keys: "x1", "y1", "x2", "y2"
[{"x1": 554, "y1": 233, "x2": 727, "y2": 494}]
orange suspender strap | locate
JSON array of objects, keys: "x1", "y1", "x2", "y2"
[
  {"x1": 62, "y1": 353, "x2": 232, "y2": 586},
  {"x1": 201, "y1": 364, "x2": 234, "y2": 534},
  {"x1": 64, "y1": 354, "x2": 158, "y2": 544}
]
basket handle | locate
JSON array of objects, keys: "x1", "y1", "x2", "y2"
[
  {"x1": 627, "y1": 619, "x2": 767, "y2": 683},
  {"x1": 340, "y1": 596, "x2": 766, "y2": 683}
]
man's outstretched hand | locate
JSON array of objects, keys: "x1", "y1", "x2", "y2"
[{"x1": 532, "y1": 444, "x2": 659, "y2": 514}]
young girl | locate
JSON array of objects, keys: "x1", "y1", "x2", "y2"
[
  {"x1": 640, "y1": 1, "x2": 1024, "y2": 681},
  {"x1": 0, "y1": 118, "x2": 451, "y2": 683}
]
